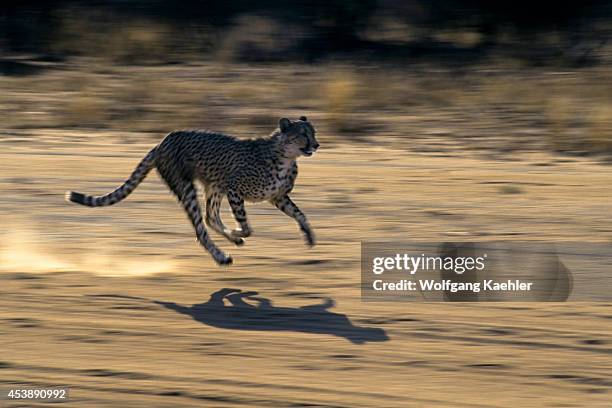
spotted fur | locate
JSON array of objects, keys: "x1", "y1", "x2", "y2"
[{"x1": 66, "y1": 117, "x2": 319, "y2": 265}]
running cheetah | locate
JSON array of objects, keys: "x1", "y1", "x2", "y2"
[{"x1": 66, "y1": 116, "x2": 320, "y2": 265}]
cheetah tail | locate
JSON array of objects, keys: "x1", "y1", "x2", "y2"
[{"x1": 65, "y1": 147, "x2": 157, "y2": 207}]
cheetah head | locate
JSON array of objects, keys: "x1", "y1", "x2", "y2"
[{"x1": 278, "y1": 116, "x2": 320, "y2": 158}]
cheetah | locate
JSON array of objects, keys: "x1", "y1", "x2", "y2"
[{"x1": 66, "y1": 116, "x2": 320, "y2": 265}]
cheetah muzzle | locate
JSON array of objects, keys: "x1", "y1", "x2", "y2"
[{"x1": 66, "y1": 116, "x2": 320, "y2": 266}]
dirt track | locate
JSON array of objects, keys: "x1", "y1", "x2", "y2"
[{"x1": 1, "y1": 132, "x2": 611, "y2": 407}]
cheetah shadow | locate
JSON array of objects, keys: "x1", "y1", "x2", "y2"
[{"x1": 154, "y1": 288, "x2": 389, "y2": 344}]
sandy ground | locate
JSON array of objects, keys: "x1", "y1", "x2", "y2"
[{"x1": 1, "y1": 131, "x2": 611, "y2": 407}]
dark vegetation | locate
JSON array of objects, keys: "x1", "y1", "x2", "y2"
[{"x1": 2, "y1": 0, "x2": 611, "y2": 65}]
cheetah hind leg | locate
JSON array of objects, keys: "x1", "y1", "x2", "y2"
[
  {"x1": 205, "y1": 189, "x2": 246, "y2": 246},
  {"x1": 227, "y1": 190, "x2": 252, "y2": 239},
  {"x1": 178, "y1": 181, "x2": 232, "y2": 265}
]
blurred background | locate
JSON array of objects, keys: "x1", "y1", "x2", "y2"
[
  {"x1": 2, "y1": 2, "x2": 612, "y2": 407},
  {"x1": 2, "y1": 0, "x2": 612, "y2": 156}
]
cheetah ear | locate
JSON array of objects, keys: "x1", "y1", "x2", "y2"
[
  {"x1": 299, "y1": 115, "x2": 307, "y2": 121},
  {"x1": 279, "y1": 118, "x2": 291, "y2": 133}
]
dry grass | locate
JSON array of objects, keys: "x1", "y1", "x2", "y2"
[
  {"x1": 587, "y1": 103, "x2": 612, "y2": 153},
  {"x1": 1, "y1": 58, "x2": 611, "y2": 159},
  {"x1": 323, "y1": 69, "x2": 359, "y2": 133}
]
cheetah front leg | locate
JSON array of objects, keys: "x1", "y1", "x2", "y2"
[
  {"x1": 227, "y1": 190, "x2": 252, "y2": 240},
  {"x1": 271, "y1": 195, "x2": 315, "y2": 247},
  {"x1": 205, "y1": 189, "x2": 245, "y2": 246}
]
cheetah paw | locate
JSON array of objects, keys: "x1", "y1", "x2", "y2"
[
  {"x1": 305, "y1": 233, "x2": 316, "y2": 248},
  {"x1": 231, "y1": 228, "x2": 251, "y2": 238},
  {"x1": 216, "y1": 254, "x2": 233, "y2": 265}
]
